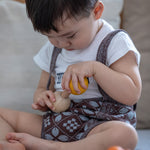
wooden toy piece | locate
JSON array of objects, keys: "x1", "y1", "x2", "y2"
[
  {"x1": 53, "y1": 91, "x2": 71, "y2": 113},
  {"x1": 108, "y1": 146, "x2": 125, "y2": 150},
  {"x1": 52, "y1": 77, "x2": 88, "y2": 113},
  {"x1": 69, "y1": 77, "x2": 89, "y2": 95}
]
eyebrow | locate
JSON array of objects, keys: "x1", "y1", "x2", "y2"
[{"x1": 47, "y1": 31, "x2": 78, "y2": 38}]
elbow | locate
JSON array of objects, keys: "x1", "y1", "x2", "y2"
[
  {"x1": 124, "y1": 78, "x2": 142, "y2": 106},
  {"x1": 126, "y1": 95, "x2": 140, "y2": 106},
  {"x1": 125, "y1": 87, "x2": 142, "y2": 106}
]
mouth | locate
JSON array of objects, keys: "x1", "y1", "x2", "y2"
[{"x1": 66, "y1": 49, "x2": 74, "y2": 51}]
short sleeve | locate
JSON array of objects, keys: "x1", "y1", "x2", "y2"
[
  {"x1": 33, "y1": 41, "x2": 54, "y2": 73},
  {"x1": 107, "y1": 31, "x2": 141, "y2": 67}
]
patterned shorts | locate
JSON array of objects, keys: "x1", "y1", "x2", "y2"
[{"x1": 41, "y1": 98, "x2": 136, "y2": 142}]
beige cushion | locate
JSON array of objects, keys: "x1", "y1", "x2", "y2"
[
  {"x1": 0, "y1": 0, "x2": 47, "y2": 113},
  {"x1": 102, "y1": 0, "x2": 124, "y2": 29},
  {"x1": 0, "y1": 0, "x2": 124, "y2": 113},
  {"x1": 123, "y1": 0, "x2": 150, "y2": 128}
]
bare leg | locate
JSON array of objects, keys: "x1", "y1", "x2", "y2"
[
  {"x1": 0, "y1": 140, "x2": 26, "y2": 150},
  {"x1": 0, "y1": 108, "x2": 42, "y2": 137},
  {"x1": 6, "y1": 121, "x2": 138, "y2": 150},
  {"x1": 0, "y1": 114, "x2": 25, "y2": 150},
  {"x1": 59, "y1": 121, "x2": 137, "y2": 150},
  {"x1": 6, "y1": 133, "x2": 56, "y2": 150},
  {"x1": 0, "y1": 108, "x2": 42, "y2": 150},
  {"x1": 0, "y1": 113, "x2": 14, "y2": 140}
]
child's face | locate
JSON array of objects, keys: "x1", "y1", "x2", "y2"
[{"x1": 43, "y1": 13, "x2": 99, "y2": 50}]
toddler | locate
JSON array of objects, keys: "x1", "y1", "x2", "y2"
[{"x1": 0, "y1": 0, "x2": 141, "y2": 150}]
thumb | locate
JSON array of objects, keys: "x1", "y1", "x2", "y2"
[{"x1": 32, "y1": 103, "x2": 38, "y2": 109}]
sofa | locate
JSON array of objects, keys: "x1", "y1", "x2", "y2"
[{"x1": 0, "y1": 0, "x2": 150, "y2": 149}]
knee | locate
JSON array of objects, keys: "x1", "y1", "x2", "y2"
[
  {"x1": 0, "y1": 108, "x2": 4, "y2": 118},
  {"x1": 0, "y1": 108, "x2": 9, "y2": 122},
  {"x1": 112, "y1": 122, "x2": 138, "y2": 150},
  {"x1": 0, "y1": 108, "x2": 8, "y2": 118}
]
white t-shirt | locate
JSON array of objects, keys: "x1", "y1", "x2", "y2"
[{"x1": 34, "y1": 20, "x2": 140, "y2": 100}]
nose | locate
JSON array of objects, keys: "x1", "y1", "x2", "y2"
[
  {"x1": 58, "y1": 40, "x2": 71, "y2": 48},
  {"x1": 50, "y1": 38, "x2": 71, "y2": 49}
]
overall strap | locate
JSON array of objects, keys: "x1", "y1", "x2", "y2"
[
  {"x1": 96, "y1": 30, "x2": 124, "y2": 99},
  {"x1": 96, "y1": 29, "x2": 125, "y2": 64},
  {"x1": 96, "y1": 29, "x2": 137, "y2": 110},
  {"x1": 46, "y1": 47, "x2": 62, "y2": 90}
]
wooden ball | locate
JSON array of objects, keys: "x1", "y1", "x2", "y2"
[
  {"x1": 108, "y1": 146, "x2": 124, "y2": 150},
  {"x1": 69, "y1": 77, "x2": 88, "y2": 95},
  {"x1": 53, "y1": 91, "x2": 71, "y2": 113}
]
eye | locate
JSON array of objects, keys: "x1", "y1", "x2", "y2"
[{"x1": 66, "y1": 33, "x2": 76, "y2": 39}]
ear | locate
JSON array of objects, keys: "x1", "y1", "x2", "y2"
[{"x1": 93, "y1": 1, "x2": 104, "y2": 20}]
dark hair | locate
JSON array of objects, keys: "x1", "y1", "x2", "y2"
[{"x1": 25, "y1": 0, "x2": 98, "y2": 33}]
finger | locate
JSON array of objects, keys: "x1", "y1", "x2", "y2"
[
  {"x1": 34, "y1": 97, "x2": 45, "y2": 107},
  {"x1": 32, "y1": 103, "x2": 44, "y2": 110},
  {"x1": 32, "y1": 103, "x2": 38, "y2": 110},
  {"x1": 61, "y1": 75, "x2": 65, "y2": 90},
  {"x1": 72, "y1": 74, "x2": 80, "y2": 94},
  {"x1": 44, "y1": 98, "x2": 54, "y2": 110},
  {"x1": 46, "y1": 91, "x2": 56, "y2": 102},
  {"x1": 62, "y1": 73, "x2": 71, "y2": 92},
  {"x1": 61, "y1": 72, "x2": 67, "y2": 90},
  {"x1": 38, "y1": 99, "x2": 46, "y2": 107},
  {"x1": 78, "y1": 76, "x2": 88, "y2": 89},
  {"x1": 38, "y1": 96, "x2": 53, "y2": 110}
]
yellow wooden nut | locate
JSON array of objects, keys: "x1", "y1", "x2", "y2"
[
  {"x1": 69, "y1": 77, "x2": 89, "y2": 95},
  {"x1": 108, "y1": 146, "x2": 124, "y2": 150}
]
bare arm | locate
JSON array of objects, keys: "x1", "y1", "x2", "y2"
[
  {"x1": 93, "y1": 51, "x2": 142, "y2": 105},
  {"x1": 33, "y1": 70, "x2": 56, "y2": 111}
]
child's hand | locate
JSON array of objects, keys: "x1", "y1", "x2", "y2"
[
  {"x1": 32, "y1": 90, "x2": 56, "y2": 111},
  {"x1": 61, "y1": 61, "x2": 94, "y2": 94}
]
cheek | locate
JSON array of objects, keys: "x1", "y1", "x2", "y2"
[
  {"x1": 72, "y1": 36, "x2": 92, "y2": 49},
  {"x1": 77, "y1": 35, "x2": 93, "y2": 48},
  {"x1": 48, "y1": 38, "x2": 57, "y2": 46}
]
